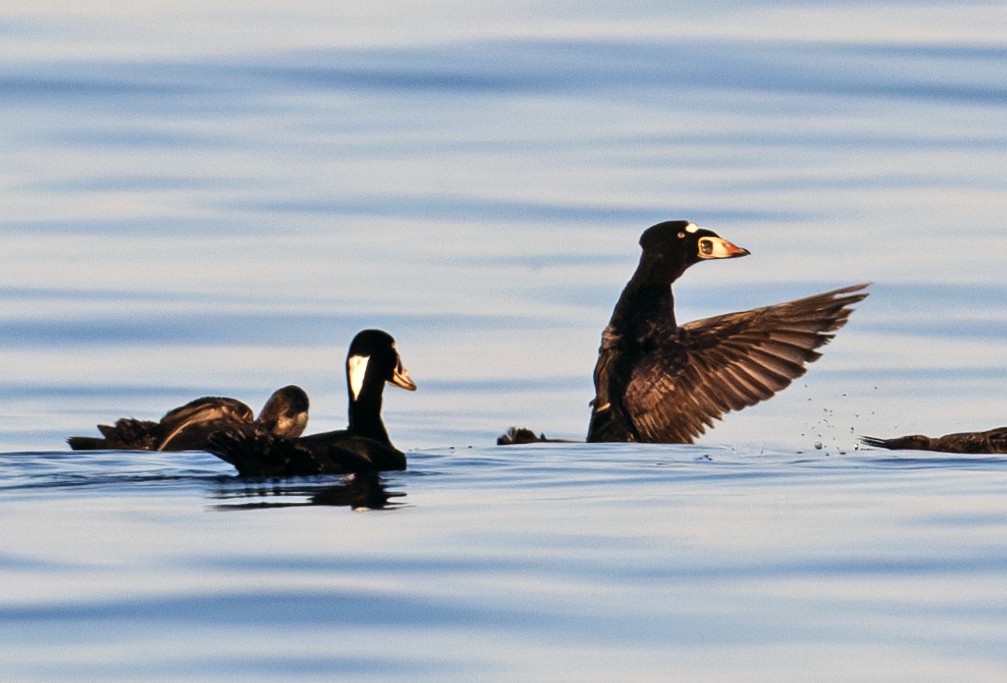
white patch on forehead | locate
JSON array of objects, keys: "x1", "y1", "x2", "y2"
[
  {"x1": 347, "y1": 355, "x2": 370, "y2": 401},
  {"x1": 685, "y1": 222, "x2": 700, "y2": 233}
]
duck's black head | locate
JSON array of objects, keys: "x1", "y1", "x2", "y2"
[
  {"x1": 344, "y1": 329, "x2": 415, "y2": 444},
  {"x1": 256, "y1": 385, "x2": 310, "y2": 438},
  {"x1": 346, "y1": 329, "x2": 417, "y2": 404},
  {"x1": 638, "y1": 220, "x2": 749, "y2": 283}
]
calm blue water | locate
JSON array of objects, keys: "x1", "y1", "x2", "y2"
[{"x1": 2, "y1": 2, "x2": 1006, "y2": 680}]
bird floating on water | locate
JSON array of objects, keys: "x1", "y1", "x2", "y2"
[
  {"x1": 861, "y1": 427, "x2": 1007, "y2": 454},
  {"x1": 67, "y1": 385, "x2": 309, "y2": 452},
  {"x1": 208, "y1": 329, "x2": 416, "y2": 477}
]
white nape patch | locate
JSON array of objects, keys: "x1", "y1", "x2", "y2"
[
  {"x1": 347, "y1": 355, "x2": 370, "y2": 400},
  {"x1": 685, "y1": 222, "x2": 700, "y2": 233}
]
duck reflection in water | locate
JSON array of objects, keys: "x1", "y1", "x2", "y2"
[{"x1": 212, "y1": 471, "x2": 406, "y2": 511}]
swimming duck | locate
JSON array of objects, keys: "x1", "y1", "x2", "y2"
[
  {"x1": 587, "y1": 220, "x2": 869, "y2": 443},
  {"x1": 207, "y1": 329, "x2": 416, "y2": 477},
  {"x1": 860, "y1": 428, "x2": 1007, "y2": 454},
  {"x1": 67, "y1": 385, "x2": 309, "y2": 451}
]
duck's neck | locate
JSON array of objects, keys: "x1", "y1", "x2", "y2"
[
  {"x1": 609, "y1": 266, "x2": 678, "y2": 339},
  {"x1": 347, "y1": 389, "x2": 391, "y2": 445}
]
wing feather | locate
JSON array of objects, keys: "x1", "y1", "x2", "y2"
[
  {"x1": 624, "y1": 283, "x2": 869, "y2": 443},
  {"x1": 158, "y1": 397, "x2": 254, "y2": 450}
]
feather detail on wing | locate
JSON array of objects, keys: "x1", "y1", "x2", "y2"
[
  {"x1": 625, "y1": 283, "x2": 870, "y2": 443},
  {"x1": 157, "y1": 397, "x2": 254, "y2": 450}
]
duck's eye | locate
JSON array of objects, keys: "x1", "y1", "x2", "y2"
[
  {"x1": 677, "y1": 232, "x2": 685, "y2": 239},
  {"x1": 699, "y1": 238, "x2": 713, "y2": 255}
]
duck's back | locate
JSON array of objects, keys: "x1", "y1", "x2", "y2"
[
  {"x1": 207, "y1": 429, "x2": 405, "y2": 477},
  {"x1": 298, "y1": 431, "x2": 406, "y2": 472}
]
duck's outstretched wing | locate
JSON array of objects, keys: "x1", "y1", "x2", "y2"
[{"x1": 625, "y1": 283, "x2": 870, "y2": 443}]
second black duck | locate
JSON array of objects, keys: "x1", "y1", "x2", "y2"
[{"x1": 207, "y1": 329, "x2": 416, "y2": 477}]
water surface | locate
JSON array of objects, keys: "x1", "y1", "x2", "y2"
[{"x1": 1, "y1": 2, "x2": 1006, "y2": 680}]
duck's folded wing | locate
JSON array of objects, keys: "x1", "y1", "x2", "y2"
[
  {"x1": 158, "y1": 397, "x2": 254, "y2": 450},
  {"x1": 161, "y1": 397, "x2": 254, "y2": 426},
  {"x1": 625, "y1": 283, "x2": 869, "y2": 443},
  {"x1": 207, "y1": 431, "x2": 325, "y2": 477}
]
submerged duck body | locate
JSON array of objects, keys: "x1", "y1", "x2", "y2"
[
  {"x1": 67, "y1": 386, "x2": 309, "y2": 451},
  {"x1": 496, "y1": 427, "x2": 577, "y2": 445},
  {"x1": 861, "y1": 428, "x2": 1007, "y2": 454},
  {"x1": 587, "y1": 220, "x2": 869, "y2": 444},
  {"x1": 207, "y1": 329, "x2": 416, "y2": 477}
]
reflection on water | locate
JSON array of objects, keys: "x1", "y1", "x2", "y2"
[{"x1": 213, "y1": 471, "x2": 406, "y2": 511}]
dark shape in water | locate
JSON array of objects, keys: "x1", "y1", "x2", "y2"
[
  {"x1": 860, "y1": 427, "x2": 1007, "y2": 454},
  {"x1": 214, "y1": 471, "x2": 405, "y2": 511},
  {"x1": 496, "y1": 427, "x2": 576, "y2": 445},
  {"x1": 67, "y1": 385, "x2": 309, "y2": 451},
  {"x1": 208, "y1": 329, "x2": 416, "y2": 477}
]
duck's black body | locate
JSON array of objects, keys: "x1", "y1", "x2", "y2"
[
  {"x1": 861, "y1": 428, "x2": 1007, "y2": 454},
  {"x1": 67, "y1": 386, "x2": 309, "y2": 451},
  {"x1": 587, "y1": 220, "x2": 869, "y2": 443},
  {"x1": 207, "y1": 329, "x2": 416, "y2": 477},
  {"x1": 208, "y1": 432, "x2": 407, "y2": 477}
]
